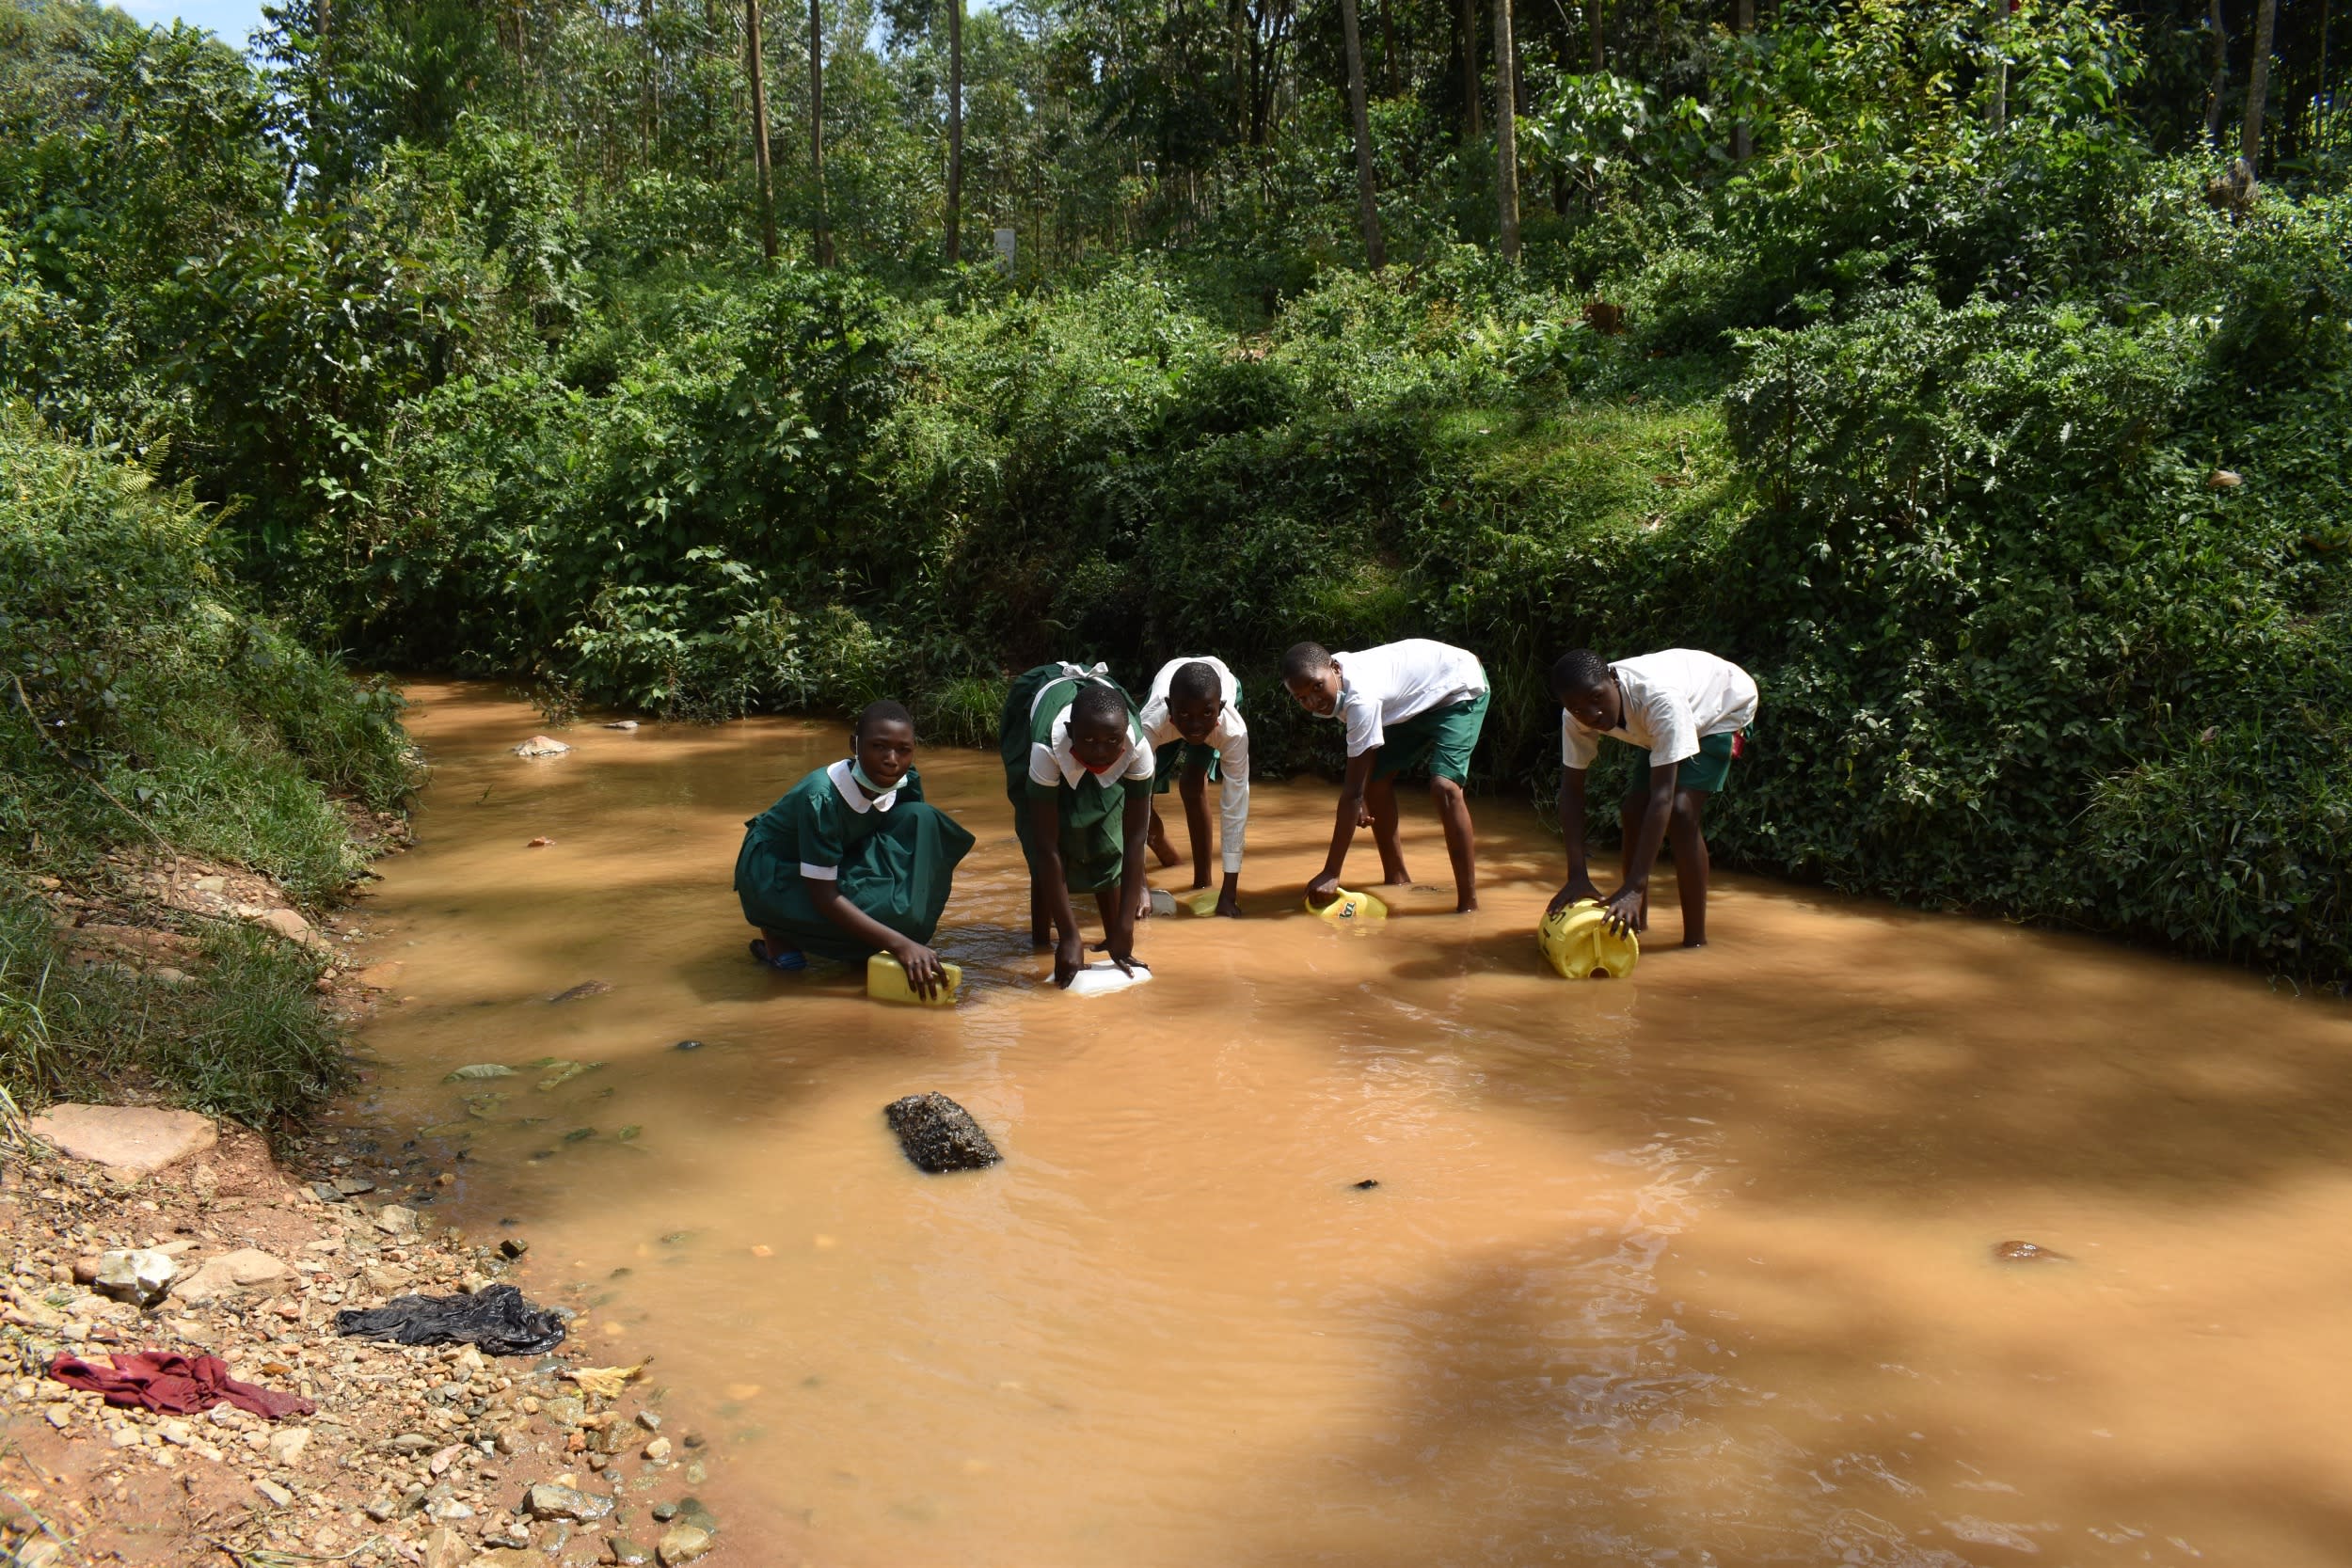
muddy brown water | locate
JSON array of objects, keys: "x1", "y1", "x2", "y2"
[{"x1": 356, "y1": 681, "x2": 2352, "y2": 1567}]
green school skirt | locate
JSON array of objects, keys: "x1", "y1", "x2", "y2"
[
  {"x1": 1371, "y1": 690, "x2": 1489, "y2": 784},
  {"x1": 734, "y1": 803, "x2": 974, "y2": 962}
]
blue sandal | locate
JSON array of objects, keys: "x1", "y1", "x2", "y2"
[{"x1": 749, "y1": 939, "x2": 808, "y2": 973}]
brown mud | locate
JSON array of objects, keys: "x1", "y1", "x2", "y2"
[{"x1": 338, "y1": 679, "x2": 2352, "y2": 1567}]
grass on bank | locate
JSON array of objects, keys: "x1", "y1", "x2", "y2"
[{"x1": 0, "y1": 405, "x2": 411, "y2": 1129}]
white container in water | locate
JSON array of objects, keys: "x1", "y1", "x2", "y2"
[
  {"x1": 1063, "y1": 960, "x2": 1152, "y2": 997},
  {"x1": 1149, "y1": 888, "x2": 1178, "y2": 916}
]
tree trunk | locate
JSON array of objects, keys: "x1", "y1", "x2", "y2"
[
  {"x1": 1379, "y1": 0, "x2": 1399, "y2": 98},
  {"x1": 1457, "y1": 0, "x2": 1481, "y2": 137},
  {"x1": 747, "y1": 0, "x2": 777, "y2": 261},
  {"x1": 1990, "y1": 0, "x2": 2008, "y2": 132},
  {"x1": 809, "y1": 0, "x2": 831, "y2": 264},
  {"x1": 2204, "y1": 0, "x2": 2229, "y2": 151},
  {"x1": 1340, "y1": 0, "x2": 1386, "y2": 269},
  {"x1": 2241, "y1": 0, "x2": 2280, "y2": 171},
  {"x1": 1493, "y1": 0, "x2": 1518, "y2": 260},
  {"x1": 1733, "y1": 0, "x2": 1753, "y2": 160},
  {"x1": 946, "y1": 0, "x2": 964, "y2": 263},
  {"x1": 1587, "y1": 0, "x2": 1601, "y2": 71}
]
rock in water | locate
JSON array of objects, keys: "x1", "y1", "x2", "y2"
[
  {"x1": 514, "y1": 736, "x2": 572, "y2": 758},
  {"x1": 1992, "y1": 1239, "x2": 2069, "y2": 1263},
  {"x1": 883, "y1": 1094, "x2": 1002, "y2": 1174}
]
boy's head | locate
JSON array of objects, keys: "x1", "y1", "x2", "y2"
[
  {"x1": 1166, "y1": 661, "x2": 1225, "y2": 744},
  {"x1": 852, "y1": 700, "x2": 916, "y2": 788},
  {"x1": 1280, "y1": 642, "x2": 1342, "y2": 716},
  {"x1": 1067, "y1": 684, "x2": 1132, "y2": 774},
  {"x1": 1549, "y1": 650, "x2": 1621, "y2": 732}
]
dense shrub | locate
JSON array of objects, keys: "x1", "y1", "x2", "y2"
[{"x1": 0, "y1": 405, "x2": 412, "y2": 901}]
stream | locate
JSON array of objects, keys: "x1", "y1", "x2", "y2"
[{"x1": 348, "y1": 679, "x2": 2352, "y2": 1567}]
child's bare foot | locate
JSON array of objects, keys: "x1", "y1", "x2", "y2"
[
  {"x1": 1681, "y1": 936, "x2": 1708, "y2": 948},
  {"x1": 1379, "y1": 871, "x2": 1413, "y2": 886},
  {"x1": 1454, "y1": 896, "x2": 1479, "y2": 913}
]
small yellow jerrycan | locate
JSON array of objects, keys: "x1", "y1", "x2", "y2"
[
  {"x1": 1537, "y1": 899, "x2": 1638, "y2": 979},
  {"x1": 1307, "y1": 887, "x2": 1388, "y2": 923},
  {"x1": 1176, "y1": 887, "x2": 1222, "y2": 917},
  {"x1": 866, "y1": 952, "x2": 963, "y2": 1006}
]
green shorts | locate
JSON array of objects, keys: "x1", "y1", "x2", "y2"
[
  {"x1": 1152, "y1": 740, "x2": 1221, "y2": 794},
  {"x1": 1636, "y1": 729, "x2": 1740, "y2": 793},
  {"x1": 1370, "y1": 690, "x2": 1489, "y2": 784}
]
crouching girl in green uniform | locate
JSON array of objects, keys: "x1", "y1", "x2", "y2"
[
  {"x1": 1000, "y1": 663, "x2": 1154, "y2": 989},
  {"x1": 734, "y1": 700, "x2": 974, "y2": 999}
]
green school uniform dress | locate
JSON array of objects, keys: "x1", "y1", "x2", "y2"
[
  {"x1": 999, "y1": 664, "x2": 1155, "y2": 893},
  {"x1": 733, "y1": 759, "x2": 975, "y2": 962}
]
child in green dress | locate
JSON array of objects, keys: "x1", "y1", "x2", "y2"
[
  {"x1": 733, "y1": 700, "x2": 975, "y2": 998},
  {"x1": 1000, "y1": 663, "x2": 1154, "y2": 988}
]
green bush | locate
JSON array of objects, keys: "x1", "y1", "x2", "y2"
[{"x1": 0, "y1": 404, "x2": 413, "y2": 901}]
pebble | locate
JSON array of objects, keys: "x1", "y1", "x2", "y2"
[
  {"x1": 255, "y1": 1478, "x2": 296, "y2": 1508},
  {"x1": 656, "y1": 1525, "x2": 713, "y2": 1565},
  {"x1": 524, "y1": 1481, "x2": 613, "y2": 1522},
  {"x1": 91, "y1": 1247, "x2": 177, "y2": 1306}
]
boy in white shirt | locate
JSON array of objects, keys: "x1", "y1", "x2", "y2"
[
  {"x1": 1136, "y1": 657, "x2": 1250, "y2": 918},
  {"x1": 1549, "y1": 647, "x2": 1758, "y2": 947},
  {"x1": 1280, "y1": 639, "x2": 1488, "y2": 912}
]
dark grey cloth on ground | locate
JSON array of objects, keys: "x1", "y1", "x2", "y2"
[
  {"x1": 334, "y1": 1282, "x2": 569, "y2": 1355},
  {"x1": 884, "y1": 1093, "x2": 1002, "y2": 1173}
]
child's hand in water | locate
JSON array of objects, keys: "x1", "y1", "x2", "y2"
[
  {"x1": 1054, "y1": 932, "x2": 1086, "y2": 988},
  {"x1": 894, "y1": 940, "x2": 949, "y2": 1000},
  {"x1": 1305, "y1": 871, "x2": 1341, "y2": 907},
  {"x1": 1548, "y1": 875, "x2": 1601, "y2": 916}
]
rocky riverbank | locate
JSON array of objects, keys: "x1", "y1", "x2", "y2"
[{"x1": 0, "y1": 1114, "x2": 727, "y2": 1567}]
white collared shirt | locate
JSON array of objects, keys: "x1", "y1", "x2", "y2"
[
  {"x1": 1137, "y1": 656, "x2": 1251, "y2": 874},
  {"x1": 1330, "y1": 640, "x2": 1487, "y2": 758},
  {"x1": 1561, "y1": 650, "x2": 1757, "y2": 769},
  {"x1": 798, "y1": 758, "x2": 898, "y2": 879},
  {"x1": 1026, "y1": 672, "x2": 1154, "y2": 790}
]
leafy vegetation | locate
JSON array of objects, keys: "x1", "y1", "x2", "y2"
[{"x1": 0, "y1": 0, "x2": 2345, "y2": 983}]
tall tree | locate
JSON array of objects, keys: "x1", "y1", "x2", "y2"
[
  {"x1": 747, "y1": 0, "x2": 777, "y2": 260},
  {"x1": 1493, "y1": 0, "x2": 1518, "y2": 260},
  {"x1": 946, "y1": 0, "x2": 964, "y2": 264},
  {"x1": 2241, "y1": 0, "x2": 2279, "y2": 171},
  {"x1": 1458, "y1": 0, "x2": 1480, "y2": 137},
  {"x1": 809, "y1": 0, "x2": 832, "y2": 264},
  {"x1": 1340, "y1": 0, "x2": 1385, "y2": 268},
  {"x1": 1732, "y1": 0, "x2": 1752, "y2": 160},
  {"x1": 2203, "y1": 0, "x2": 2229, "y2": 150}
]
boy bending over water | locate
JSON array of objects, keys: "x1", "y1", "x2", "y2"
[
  {"x1": 1281, "y1": 639, "x2": 1488, "y2": 913},
  {"x1": 733, "y1": 700, "x2": 975, "y2": 997},
  {"x1": 1001, "y1": 663, "x2": 1154, "y2": 988},
  {"x1": 1137, "y1": 656, "x2": 1250, "y2": 918},
  {"x1": 1549, "y1": 647, "x2": 1757, "y2": 947}
]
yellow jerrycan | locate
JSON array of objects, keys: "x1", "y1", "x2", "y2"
[
  {"x1": 1176, "y1": 887, "x2": 1221, "y2": 917},
  {"x1": 1307, "y1": 887, "x2": 1388, "y2": 923},
  {"x1": 866, "y1": 952, "x2": 964, "y2": 1006},
  {"x1": 1537, "y1": 899, "x2": 1638, "y2": 979}
]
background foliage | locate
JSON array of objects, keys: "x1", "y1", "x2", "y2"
[{"x1": 0, "y1": 0, "x2": 2344, "y2": 982}]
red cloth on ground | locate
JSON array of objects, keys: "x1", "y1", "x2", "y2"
[{"x1": 47, "y1": 1350, "x2": 314, "y2": 1419}]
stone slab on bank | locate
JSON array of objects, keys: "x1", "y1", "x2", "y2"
[{"x1": 27, "y1": 1103, "x2": 217, "y2": 1176}]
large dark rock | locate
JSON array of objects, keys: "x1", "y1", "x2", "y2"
[{"x1": 883, "y1": 1093, "x2": 1002, "y2": 1174}]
